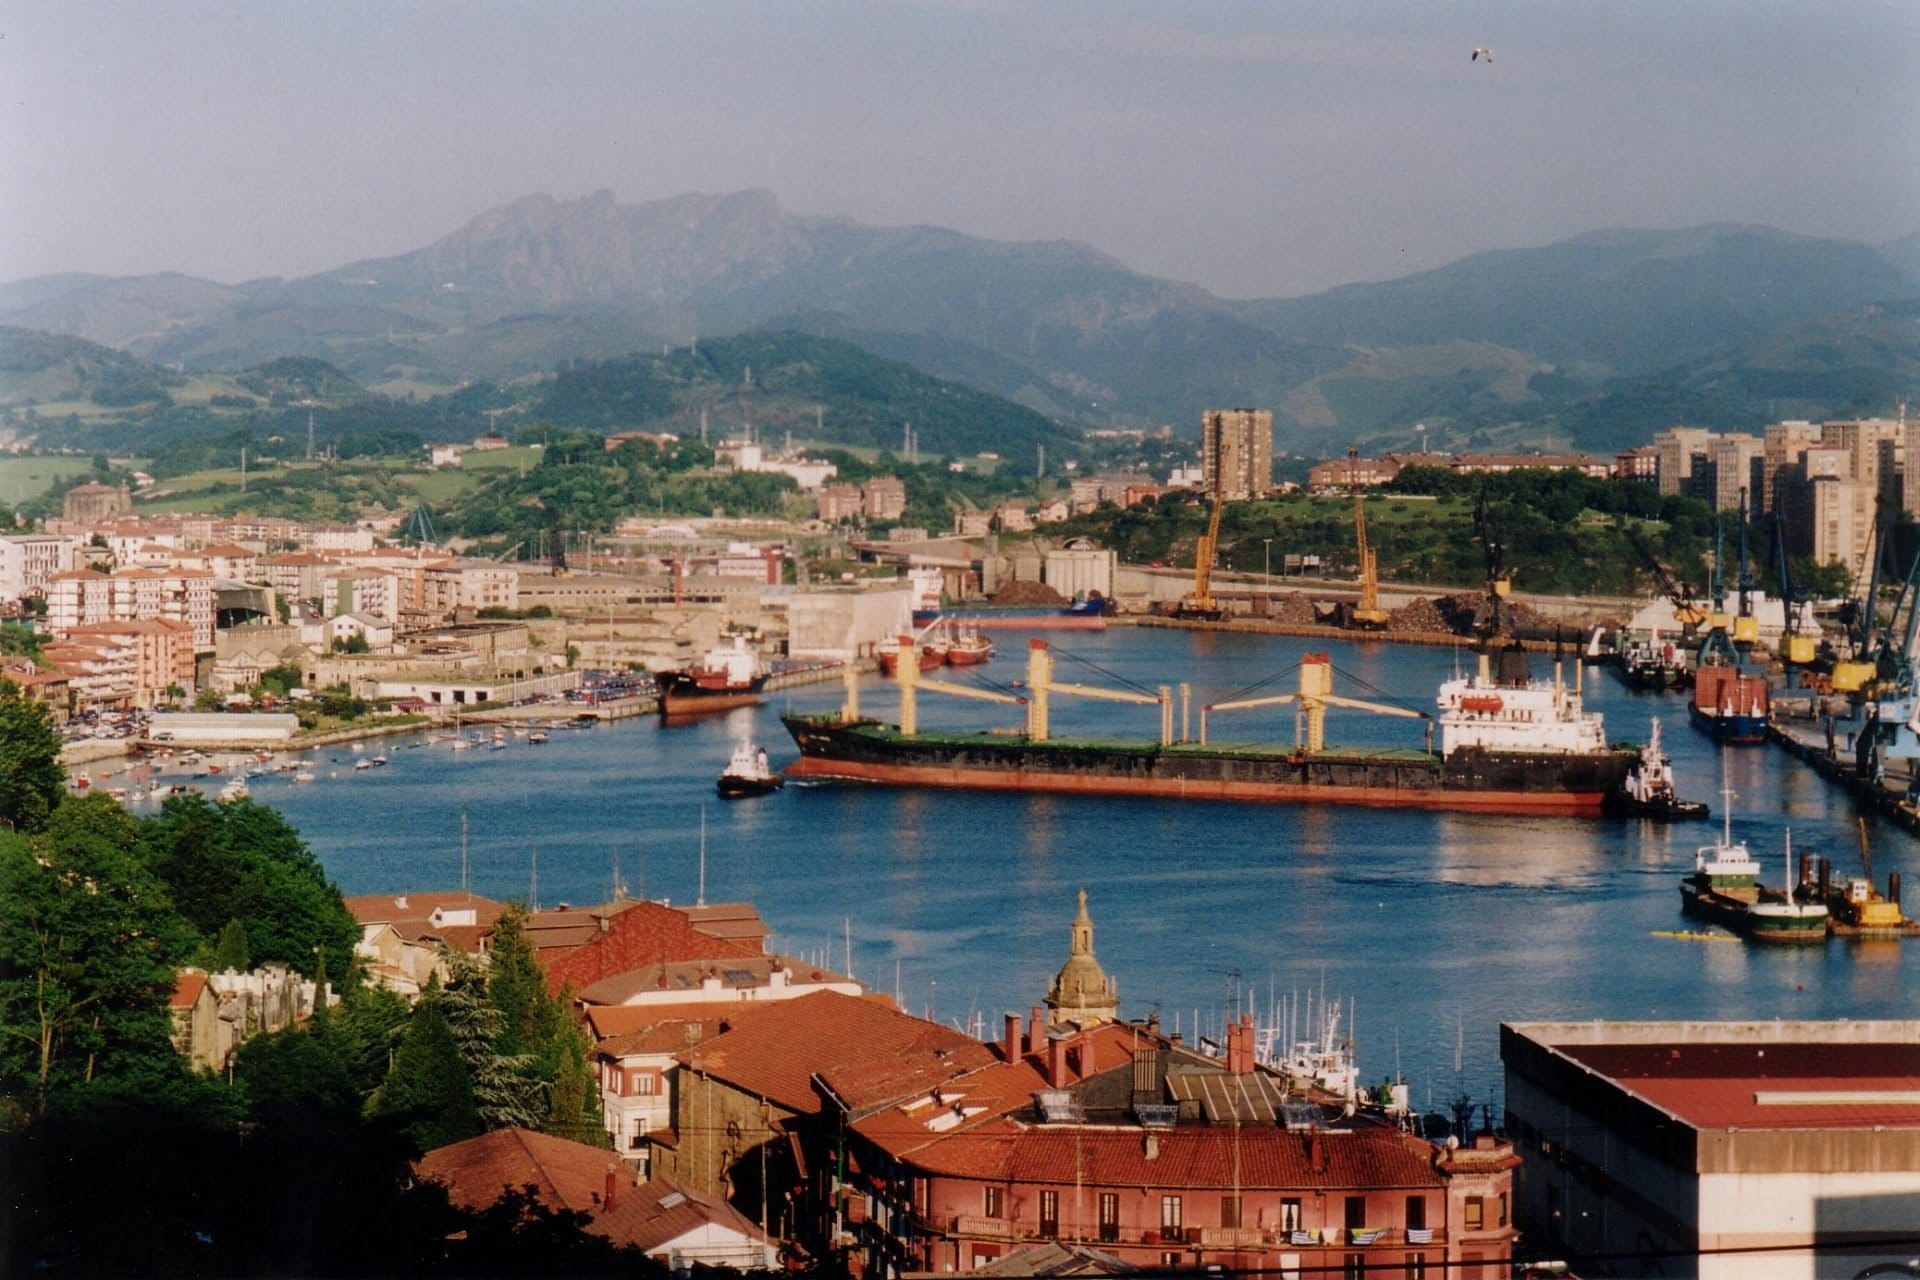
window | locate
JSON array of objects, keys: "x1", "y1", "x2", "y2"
[
  {"x1": 1160, "y1": 1253, "x2": 1182, "y2": 1268},
  {"x1": 1464, "y1": 1196, "x2": 1484, "y2": 1230},
  {"x1": 1281, "y1": 1198, "x2": 1302, "y2": 1231},
  {"x1": 1344, "y1": 1195, "x2": 1367, "y2": 1229},
  {"x1": 1099, "y1": 1193, "x2": 1119, "y2": 1243},
  {"x1": 1220, "y1": 1196, "x2": 1241, "y2": 1229},
  {"x1": 1498, "y1": 1192, "x2": 1509, "y2": 1228},
  {"x1": 1161, "y1": 1195, "x2": 1183, "y2": 1234},
  {"x1": 983, "y1": 1187, "x2": 1003, "y2": 1219},
  {"x1": 1405, "y1": 1256, "x2": 1428, "y2": 1280},
  {"x1": 628, "y1": 1070, "x2": 656, "y2": 1096},
  {"x1": 1344, "y1": 1253, "x2": 1365, "y2": 1280},
  {"x1": 1039, "y1": 1190, "x2": 1059, "y2": 1238},
  {"x1": 1405, "y1": 1195, "x2": 1426, "y2": 1231}
]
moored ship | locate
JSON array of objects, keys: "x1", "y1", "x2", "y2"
[
  {"x1": 1604, "y1": 720, "x2": 1709, "y2": 820},
  {"x1": 658, "y1": 636, "x2": 770, "y2": 718},
  {"x1": 783, "y1": 641, "x2": 1648, "y2": 816},
  {"x1": 1689, "y1": 663, "x2": 1770, "y2": 744},
  {"x1": 1679, "y1": 823, "x2": 1828, "y2": 944}
]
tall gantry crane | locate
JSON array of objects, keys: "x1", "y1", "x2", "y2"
[
  {"x1": 1177, "y1": 495, "x2": 1226, "y2": 620},
  {"x1": 1347, "y1": 447, "x2": 1389, "y2": 629}
]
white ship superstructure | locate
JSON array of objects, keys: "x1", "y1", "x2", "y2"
[{"x1": 1436, "y1": 650, "x2": 1608, "y2": 757}]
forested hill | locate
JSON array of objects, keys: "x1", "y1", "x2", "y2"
[{"x1": 533, "y1": 331, "x2": 1081, "y2": 459}]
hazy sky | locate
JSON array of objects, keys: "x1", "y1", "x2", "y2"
[{"x1": 4, "y1": 1, "x2": 1916, "y2": 298}]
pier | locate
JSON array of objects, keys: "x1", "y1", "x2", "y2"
[{"x1": 1768, "y1": 699, "x2": 1920, "y2": 835}]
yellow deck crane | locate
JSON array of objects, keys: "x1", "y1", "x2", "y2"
[
  {"x1": 1200, "y1": 652, "x2": 1427, "y2": 751},
  {"x1": 1176, "y1": 496, "x2": 1226, "y2": 620},
  {"x1": 1348, "y1": 448, "x2": 1390, "y2": 629}
]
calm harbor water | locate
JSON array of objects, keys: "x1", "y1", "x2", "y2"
[{"x1": 152, "y1": 627, "x2": 1920, "y2": 1115}]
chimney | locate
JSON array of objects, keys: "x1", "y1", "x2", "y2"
[
  {"x1": 1308, "y1": 1132, "x2": 1325, "y2": 1174},
  {"x1": 1029, "y1": 1006, "x2": 1046, "y2": 1057},
  {"x1": 1004, "y1": 1012, "x2": 1024, "y2": 1064},
  {"x1": 1078, "y1": 1032, "x2": 1095, "y2": 1077},
  {"x1": 1048, "y1": 1034, "x2": 1069, "y2": 1088},
  {"x1": 1230, "y1": 1013, "x2": 1256, "y2": 1075},
  {"x1": 604, "y1": 1164, "x2": 618, "y2": 1212}
]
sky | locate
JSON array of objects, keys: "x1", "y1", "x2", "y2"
[{"x1": 2, "y1": 1, "x2": 1916, "y2": 299}]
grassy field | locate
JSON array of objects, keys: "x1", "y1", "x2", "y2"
[{"x1": 0, "y1": 456, "x2": 142, "y2": 507}]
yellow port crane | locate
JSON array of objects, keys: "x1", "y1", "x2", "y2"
[
  {"x1": 1176, "y1": 496, "x2": 1226, "y2": 620},
  {"x1": 1348, "y1": 448, "x2": 1389, "y2": 629}
]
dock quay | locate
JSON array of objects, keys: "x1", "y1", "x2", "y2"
[
  {"x1": 768, "y1": 659, "x2": 875, "y2": 691},
  {"x1": 1768, "y1": 702, "x2": 1920, "y2": 835},
  {"x1": 1121, "y1": 616, "x2": 1581, "y2": 654}
]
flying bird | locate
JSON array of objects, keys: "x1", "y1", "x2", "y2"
[{"x1": 1471, "y1": 47, "x2": 1492, "y2": 63}]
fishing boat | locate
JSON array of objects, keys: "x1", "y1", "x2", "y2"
[
  {"x1": 1604, "y1": 721, "x2": 1709, "y2": 820},
  {"x1": 716, "y1": 739, "x2": 784, "y2": 798},
  {"x1": 944, "y1": 626, "x2": 993, "y2": 667}
]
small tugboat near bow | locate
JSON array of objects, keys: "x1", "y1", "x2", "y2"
[{"x1": 717, "y1": 740, "x2": 785, "y2": 798}]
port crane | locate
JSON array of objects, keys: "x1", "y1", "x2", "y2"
[
  {"x1": 1857, "y1": 543, "x2": 1920, "y2": 776},
  {"x1": 1770, "y1": 514, "x2": 1816, "y2": 671},
  {"x1": 1176, "y1": 496, "x2": 1226, "y2": 620},
  {"x1": 1347, "y1": 448, "x2": 1389, "y2": 629},
  {"x1": 1470, "y1": 490, "x2": 1513, "y2": 641},
  {"x1": 1627, "y1": 530, "x2": 1706, "y2": 633},
  {"x1": 1830, "y1": 498, "x2": 1886, "y2": 695}
]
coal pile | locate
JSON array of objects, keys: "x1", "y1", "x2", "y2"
[{"x1": 1387, "y1": 597, "x2": 1451, "y2": 633}]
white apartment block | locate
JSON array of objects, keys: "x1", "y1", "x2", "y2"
[
  {"x1": 0, "y1": 534, "x2": 78, "y2": 602},
  {"x1": 45, "y1": 567, "x2": 216, "y2": 651}
]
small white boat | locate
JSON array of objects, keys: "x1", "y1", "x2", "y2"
[
  {"x1": 353, "y1": 758, "x2": 374, "y2": 771},
  {"x1": 369, "y1": 755, "x2": 388, "y2": 767},
  {"x1": 294, "y1": 770, "x2": 316, "y2": 784},
  {"x1": 218, "y1": 778, "x2": 249, "y2": 803}
]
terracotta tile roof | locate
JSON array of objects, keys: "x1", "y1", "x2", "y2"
[
  {"x1": 170, "y1": 971, "x2": 208, "y2": 1009},
  {"x1": 415, "y1": 1128, "x2": 772, "y2": 1256},
  {"x1": 585, "y1": 1001, "x2": 737, "y2": 1043},
  {"x1": 896, "y1": 1117, "x2": 1445, "y2": 1191},
  {"x1": 678, "y1": 990, "x2": 980, "y2": 1115},
  {"x1": 680, "y1": 901, "x2": 771, "y2": 944},
  {"x1": 577, "y1": 954, "x2": 849, "y2": 1006},
  {"x1": 598, "y1": 1016, "x2": 733, "y2": 1059},
  {"x1": 542, "y1": 901, "x2": 761, "y2": 997}
]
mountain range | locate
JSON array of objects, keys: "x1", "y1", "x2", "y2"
[{"x1": 2, "y1": 189, "x2": 1916, "y2": 454}]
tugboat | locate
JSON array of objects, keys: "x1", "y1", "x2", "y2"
[
  {"x1": 1605, "y1": 721, "x2": 1709, "y2": 820},
  {"x1": 1614, "y1": 629, "x2": 1692, "y2": 690},
  {"x1": 716, "y1": 740, "x2": 784, "y2": 798}
]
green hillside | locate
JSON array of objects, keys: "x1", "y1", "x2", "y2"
[{"x1": 533, "y1": 331, "x2": 1081, "y2": 459}]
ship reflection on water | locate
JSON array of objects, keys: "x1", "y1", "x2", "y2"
[{"x1": 268, "y1": 628, "x2": 1920, "y2": 1100}]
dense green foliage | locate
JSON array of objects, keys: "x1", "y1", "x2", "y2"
[
  {"x1": 0, "y1": 797, "x2": 186, "y2": 1113},
  {"x1": 140, "y1": 794, "x2": 359, "y2": 979},
  {"x1": 0, "y1": 679, "x2": 65, "y2": 832}
]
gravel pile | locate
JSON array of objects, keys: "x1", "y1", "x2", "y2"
[
  {"x1": 1387, "y1": 597, "x2": 1450, "y2": 632},
  {"x1": 991, "y1": 579, "x2": 1066, "y2": 606},
  {"x1": 1263, "y1": 592, "x2": 1320, "y2": 624}
]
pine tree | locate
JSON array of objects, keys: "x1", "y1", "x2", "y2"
[
  {"x1": 485, "y1": 905, "x2": 546, "y2": 1059},
  {"x1": 373, "y1": 979, "x2": 480, "y2": 1152},
  {"x1": 442, "y1": 953, "x2": 543, "y2": 1131}
]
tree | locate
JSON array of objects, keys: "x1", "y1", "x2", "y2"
[
  {"x1": 442, "y1": 952, "x2": 542, "y2": 1131},
  {"x1": 486, "y1": 906, "x2": 607, "y2": 1144},
  {"x1": 213, "y1": 917, "x2": 250, "y2": 972},
  {"x1": 139, "y1": 795, "x2": 358, "y2": 979},
  {"x1": 0, "y1": 679, "x2": 65, "y2": 834},
  {"x1": 373, "y1": 980, "x2": 480, "y2": 1153},
  {"x1": 0, "y1": 798, "x2": 185, "y2": 1113}
]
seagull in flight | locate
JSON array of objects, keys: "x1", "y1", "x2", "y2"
[{"x1": 1471, "y1": 47, "x2": 1493, "y2": 63}]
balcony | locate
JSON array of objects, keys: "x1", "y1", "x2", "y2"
[
  {"x1": 1197, "y1": 1228, "x2": 1269, "y2": 1250},
  {"x1": 950, "y1": 1215, "x2": 1014, "y2": 1240}
]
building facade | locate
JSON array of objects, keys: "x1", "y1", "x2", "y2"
[{"x1": 1201, "y1": 409, "x2": 1273, "y2": 501}]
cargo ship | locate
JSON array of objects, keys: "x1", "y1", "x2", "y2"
[
  {"x1": 1679, "y1": 826, "x2": 1828, "y2": 944},
  {"x1": 1688, "y1": 663, "x2": 1769, "y2": 744},
  {"x1": 783, "y1": 641, "x2": 1646, "y2": 816},
  {"x1": 658, "y1": 636, "x2": 770, "y2": 718}
]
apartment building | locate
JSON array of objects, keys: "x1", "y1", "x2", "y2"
[
  {"x1": 1201, "y1": 408, "x2": 1273, "y2": 500},
  {"x1": 0, "y1": 534, "x2": 78, "y2": 602}
]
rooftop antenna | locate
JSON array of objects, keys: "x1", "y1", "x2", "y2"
[
  {"x1": 529, "y1": 846, "x2": 540, "y2": 911},
  {"x1": 696, "y1": 807, "x2": 707, "y2": 908},
  {"x1": 611, "y1": 850, "x2": 625, "y2": 901},
  {"x1": 844, "y1": 917, "x2": 853, "y2": 981},
  {"x1": 460, "y1": 807, "x2": 470, "y2": 901}
]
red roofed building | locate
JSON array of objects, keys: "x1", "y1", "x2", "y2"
[
  {"x1": 542, "y1": 900, "x2": 762, "y2": 997},
  {"x1": 168, "y1": 969, "x2": 223, "y2": 1072},
  {"x1": 1505, "y1": 1019, "x2": 1920, "y2": 1278},
  {"x1": 825, "y1": 893, "x2": 1518, "y2": 1278},
  {"x1": 417, "y1": 1128, "x2": 779, "y2": 1269},
  {"x1": 652, "y1": 990, "x2": 988, "y2": 1249}
]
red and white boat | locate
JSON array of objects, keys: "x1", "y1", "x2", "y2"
[
  {"x1": 658, "y1": 636, "x2": 770, "y2": 718},
  {"x1": 944, "y1": 625, "x2": 993, "y2": 666}
]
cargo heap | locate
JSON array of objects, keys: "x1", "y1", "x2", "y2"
[{"x1": 784, "y1": 640, "x2": 1644, "y2": 816}]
